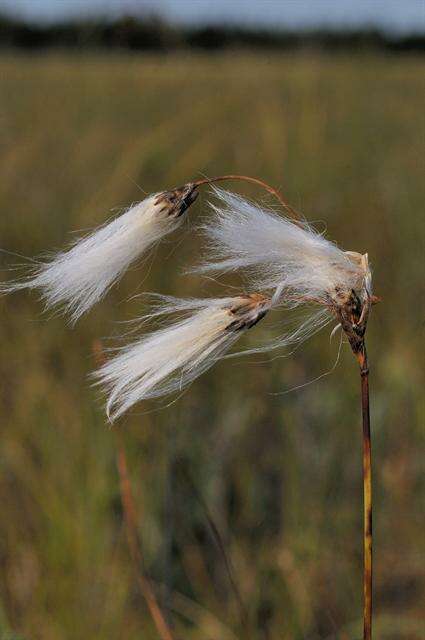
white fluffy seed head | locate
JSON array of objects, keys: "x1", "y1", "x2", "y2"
[
  {"x1": 195, "y1": 188, "x2": 371, "y2": 309},
  {"x1": 93, "y1": 293, "x2": 270, "y2": 422},
  {"x1": 0, "y1": 184, "x2": 198, "y2": 324}
]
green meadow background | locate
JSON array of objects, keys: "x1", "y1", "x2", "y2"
[{"x1": 0, "y1": 52, "x2": 423, "y2": 639}]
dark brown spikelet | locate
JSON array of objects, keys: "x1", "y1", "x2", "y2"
[
  {"x1": 226, "y1": 293, "x2": 270, "y2": 332},
  {"x1": 155, "y1": 183, "x2": 199, "y2": 218}
]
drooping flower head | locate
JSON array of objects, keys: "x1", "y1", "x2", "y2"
[
  {"x1": 0, "y1": 183, "x2": 198, "y2": 324},
  {"x1": 2, "y1": 175, "x2": 375, "y2": 421},
  {"x1": 93, "y1": 293, "x2": 271, "y2": 422}
]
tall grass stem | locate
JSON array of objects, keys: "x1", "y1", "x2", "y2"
[{"x1": 357, "y1": 345, "x2": 372, "y2": 640}]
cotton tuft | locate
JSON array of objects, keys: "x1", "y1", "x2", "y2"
[
  {"x1": 0, "y1": 184, "x2": 198, "y2": 323},
  {"x1": 196, "y1": 188, "x2": 371, "y2": 309},
  {"x1": 93, "y1": 294, "x2": 270, "y2": 422}
]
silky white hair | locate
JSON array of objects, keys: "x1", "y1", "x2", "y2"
[
  {"x1": 0, "y1": 194, "x2": 185, "y2": 324},
  {"x1": 195, "y1": 188, "x2": 369, "y2": 307},
  {"x1": 93, "y1": 294, "x2": 271, "y2": 422},
  {"x1": 92, "y1": 189, "x2": 373, "y2": 422}
]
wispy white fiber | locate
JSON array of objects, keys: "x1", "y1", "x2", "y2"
[
  {"x1": 93, "y1": 294, "x2": 270, "y2": 422},
  {"x1": 195, "y1": 188, "x2": 370, "y2": 308},
  {"x1": 0, "y1": 194, "x2": 185, "y2": 324}
]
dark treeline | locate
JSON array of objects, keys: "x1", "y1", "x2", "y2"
[{"x1": 0, "y1": 13, "x2": 424, "y2": 53}]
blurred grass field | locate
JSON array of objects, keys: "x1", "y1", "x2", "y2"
[{"x1": 0, "y1": 51, "x2": 424, "y2": 640}]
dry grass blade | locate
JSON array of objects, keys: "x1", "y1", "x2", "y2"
[
  {"x1": 177, "y1": 465, "x2": 250, "y2": 638},
  {"x1": 92, "y1": 340, "x2": 175, "y2": 640},
  {"x1": 116, "y1": 444, "x2": 176, "y2": 640}
]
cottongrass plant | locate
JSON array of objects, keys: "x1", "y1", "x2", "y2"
[
  {"x1": 91, "y1": 180, "x2": 375, "y2": 638},
  {"x1": 1, "y1": 173, "x2": 376, "y2": 639}
]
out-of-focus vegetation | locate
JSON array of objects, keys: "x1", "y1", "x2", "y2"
[
  {"x1": 0, "y1": 12, "x2": 424, "y2": 54},
  {"x1": 0, "y1": 51, "x2": 423, "y2": 640}
]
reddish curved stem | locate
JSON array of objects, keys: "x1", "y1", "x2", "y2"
[{"x1": 193, "y1": 174, "x2": 301, "y2": 220}]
